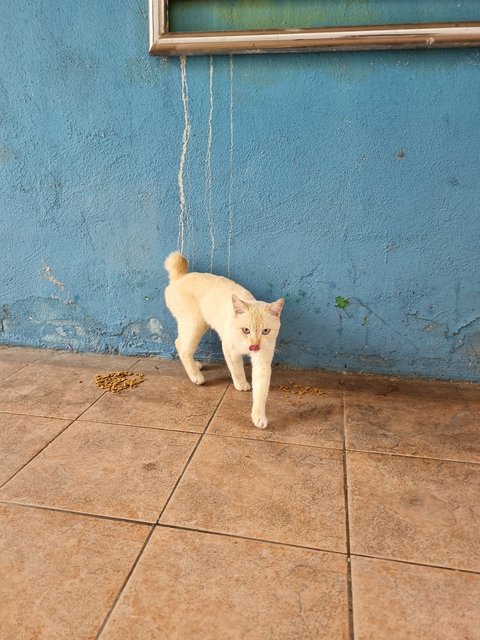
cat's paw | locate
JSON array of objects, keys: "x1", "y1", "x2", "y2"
[
  {"x1": 189, "y1": 372, "x2": 205, "y2": 385},
  {"x1": 251, "y1": 412, "x2": 268, "y2": 429},
  {"x1": 194, "y1": 361, "x2": 203, "y2": 370},
  {"x1": 234, "y1": 381, "x2": 251, "y2": 392}
]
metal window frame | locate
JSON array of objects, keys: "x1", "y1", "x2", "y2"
[{"x1": 149, "y1": 0, "x2": 480, "y2": 56}]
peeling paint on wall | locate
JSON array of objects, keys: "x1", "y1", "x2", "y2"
[
  {"x1": 41, "y1": 264, "x2": 74, "y2": 305},
  {"x1": 41, "y1": 264, "x2": 65, "y2": 290}
]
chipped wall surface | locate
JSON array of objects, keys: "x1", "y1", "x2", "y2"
[{"x1": 1, "y1": 1, "x2": 480, "y2": 380}]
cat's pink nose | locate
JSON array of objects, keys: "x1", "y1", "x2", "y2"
[{"x1": 249, "y1": 344, "x2": 260, "y2": 352}]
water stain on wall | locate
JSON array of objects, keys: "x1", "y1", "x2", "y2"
[
  {"x1": 227, "y1": 55, "x2": 235, "y2": 277},
  {"x1": 176, "y1": 54, "x2": 236, "y2": 275},
  {"x1": 177, "y1": 55, "x2": 191, "y2": 254},
  {"x1": 204, "y1": 56, "x2": 215, "y2": 272}
]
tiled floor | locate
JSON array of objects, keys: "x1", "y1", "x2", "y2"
[{"x1": 0, "y1": 346, "x2": 479, "y2": 639}]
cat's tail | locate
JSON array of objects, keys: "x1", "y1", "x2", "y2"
[{"x1": 164, "y1": 252, "x2": 188, "y2": 282}]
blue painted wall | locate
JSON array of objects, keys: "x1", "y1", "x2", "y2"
[{"x1": 1, "y1": 1, "x2": 480, "y2": 380}]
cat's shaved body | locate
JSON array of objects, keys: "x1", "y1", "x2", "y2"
[{"x1": 164, "y1": 252, "x2": 284, "y2": 429}]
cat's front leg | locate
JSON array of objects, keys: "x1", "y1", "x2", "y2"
[
  {"x1": 222, "y1": 344, "x2": 251, "y2": 391},
  {"x1": 251, "y1": 354, "x2": 272, "y2": 429}
]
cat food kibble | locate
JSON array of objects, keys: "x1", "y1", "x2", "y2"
[
  {"x1": 278, "y1": 382, "x2": 325, "y2": 397},
  {"x1": 93, "y1": 370, "x2": 146, "y2": 393}
]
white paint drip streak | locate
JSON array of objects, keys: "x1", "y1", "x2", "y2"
[
  {"x1": 178, "y1": 55, "x2": 191, "y2": 254},
  {"x1": 227, "y1": 55, "x2": 234, "y2": 277},
  {"x1": 205, "y1": 56, "x2": 215, "y2": 272}
]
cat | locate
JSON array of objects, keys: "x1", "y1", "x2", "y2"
[{"x1": 164, "y1": 252, "x2": 284, "y2": 429}]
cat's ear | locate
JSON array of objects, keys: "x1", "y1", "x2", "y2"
[
  {"x1": 268, "y1": 298, "x2": 285, "y2": 317},
  {"x1": 232, "y1": 295, "x2": 248, "y2": 315}
]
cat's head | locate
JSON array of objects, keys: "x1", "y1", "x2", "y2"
[{"x1": 232, "y1": 295, "x2": 284, "y2": 353}]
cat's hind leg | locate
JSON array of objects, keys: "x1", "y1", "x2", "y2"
[{"x1": 175, "y1": 318, "x2": 208, "y2": 385}]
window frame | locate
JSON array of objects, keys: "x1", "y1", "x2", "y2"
[{"x1": 149, "y1": 0, "x2": 480, "y2": 56}]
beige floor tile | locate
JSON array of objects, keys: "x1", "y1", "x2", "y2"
[
  {"x1": 161, "y1": 435, "x2": 346, "y2": 551},
  {"x1": 352, "y1": 556, "x2": 480, "y2": 640},
  {"x1": 0, "y1": 346, "x2": 48, "y2": 381},
  {"x1": 81, "y1": 371, "x2": 228, "y2": 432},
  {"x1": 209, "y1": 384, "x2": 344, "y2": 449},
  {"x1": 0, "y1": 413, "x2": 70, "y2": 485},
  {"x1": 0, "y1": 345, "x2": 48, "y2": 363},
  {"x1": 0, "y1": 421, "x2": 199, "y2": 522},
  {"x1": 41, "y1": 349, "x2": 140, "y2": 370},
  {"x1": 345, "y1": 393, "x2": 480, "y2": 463},
  {"x1": 134, "y1": 357, "x2": 231, "y2": 383},
  {"x1": 272, "y1": 366, "x2": 348, "y2": 392},
  {"x1": 0, "y1": 360, "x2": 29, "y2": 382},
  {"x1": 348, "y1": 452, "x2": 480, "y2": 571},
  {"x1": 283, "y1": 366, "x2": 478, "y2": 403},
  {"x1": 0, "y1": 504, "x2": 150, "y2": 640},
  {"x1": 0, "y1": 362, "x2": 105, "y2": 419},
  {"x1": 341, "y1": 371, "x2": 472, "y2": 401},
  {"x1": 455, "y1": 380, "x2": 480, "y2": 402},
  {"x1": 101, "y1": 527, "x2": 350, "y2": 640}
]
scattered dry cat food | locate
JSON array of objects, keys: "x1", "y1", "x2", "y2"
[
  {"x1": 277, "y1": 382, "x2": 325, "y2": 397},
  {"x1": 94, "y1": 370, "x2": 146, "y2": 393}
]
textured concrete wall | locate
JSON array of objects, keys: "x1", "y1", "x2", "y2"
[{"x1": 1, "y1": 1, "x2": 480, "y2": 380}]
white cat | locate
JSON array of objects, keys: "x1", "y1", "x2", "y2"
[{"x1": 164, "y1": 252, "x2": 284, "y2": 429}]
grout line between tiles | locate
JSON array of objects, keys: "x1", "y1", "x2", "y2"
[
  {"x1": 0, "y1": 418, "x2": 80, "y2": 489},
  {"x1": 198, "y1": 431, "x2": 345, "y2": 456},
  {"x1": 346, "y1": 447, "x2": 480, "y2": 466},
  {"x1": 3, "y1": 501, "x2": 478, "y2": 577},
  {"x1": 203, "y1": 383, "x2": 230, "y2": 436},
  {"x1": 206, "y1": 430, "x2": 344, "y2": 452},
  {"x1": 342, "y1": 390, "x2": 355, "y2": 640},
  {"x1": 0, "y1": 372, "x2": 127, "y2": 489},
  {"x1": 156, "y1": 522, "x2": 348, "y2": 557},
  {"x1": 94, "y1": 383, "x2": 231, "y2": 639},
  {"x1": 350, "y1": 552, "x2": 480, "y2": 576},
  {"x1": 95, "y1": 525, "x2": 156, "y2": 639},
  {"x1": 0, "y1": 499, "x2": 346, "y2": 558},
  {"x1": 157, "y1": 383, "x2": 231, "y2": 523},
  {"x1": 0, "y1": 500, "x2": 154, "y2": 526},
  {"x1": 0, "y1": 409, "x2": 84, "y2": 421},
  {"x1": 0, "y1": 408, "x2": 107, "y2": 421},
  {"x1": 0, "y1": 361, "x2": 36, "y2": 384},
  {"x1": 73, "y1": 417, "x2": 205, "y2": 436}
]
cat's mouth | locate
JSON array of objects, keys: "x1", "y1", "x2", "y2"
[{"x1": 249, "y1": 344, "x2": 260, "y2": 352}]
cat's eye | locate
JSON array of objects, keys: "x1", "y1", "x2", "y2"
[
  {"x1": 262, "y1": 328, "x2": 271, "y2": 335},
  {"x1": 242, "y1": 328, "x2": 250, "y2": 334}
]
